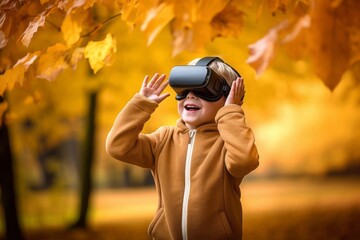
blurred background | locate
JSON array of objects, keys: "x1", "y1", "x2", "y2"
[{"x1": 1, "y1": 1, "x2": 359, "y2": 240}]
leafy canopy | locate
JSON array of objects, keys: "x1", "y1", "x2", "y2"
[{"x1": 0, "y1": 0, "x2": 359, "y2": 102}]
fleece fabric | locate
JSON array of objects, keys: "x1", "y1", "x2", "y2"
[{"x1": 106, "y1": 93, "x2": 259, "y2": 240}]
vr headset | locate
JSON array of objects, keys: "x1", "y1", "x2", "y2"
[{"x1": 169, "y1": 56, "x2": 241, "y2": 102}]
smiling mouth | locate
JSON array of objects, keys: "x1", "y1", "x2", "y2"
[{"x1": 184, "y1": 104, "x2": 201, "y2": 111}]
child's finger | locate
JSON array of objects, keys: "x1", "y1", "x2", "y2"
[
  {"x1": 142, "y1": 75, "x2": 149, "y2": 88},
  {"x1": 156, "y1": 80, "x2": 169, "y2": 95},
  {"x1": 230, "y1": 80, "x2": 237, "y2": 98},
  {"x1": 148, "y1": 73, "x2": 159, "y2": 87},
  {"x1": 153, "y1": 74, "x2": 166, "y2": 89},
  {"x1": 234, "y1": 78, "x2": 241, "y2": 100}
]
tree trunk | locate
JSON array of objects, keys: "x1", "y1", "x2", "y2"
[
  {"x1": 0, "y1": 96, "x2": 24, "y2": 240},
  {"x1": 71, "y1": 90, "x2": 97, "y2": 228}
]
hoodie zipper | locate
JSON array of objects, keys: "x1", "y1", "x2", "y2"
[{"x1": 181, "y1": 129, "x2": 196, "y2": 240}]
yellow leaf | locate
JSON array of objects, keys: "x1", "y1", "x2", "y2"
[
  {"x1": 36, "y1": 44, "x2": 69, "y2": 81},
  {"x1": 61, "y1": 9, "x2": 87, "y2": 46},
  {"x1": 0, "y1": 65, "x2": 26, "y2": 96},
  {"x1": 120, "y1": 0, "x2": 158, "y2": 29},
  {"x1": 140, "y1": 2, "x2": 174, "y2": 45},
  {"x1": 19, "y1": 12, "x2": 46, "y2": 47},
  {"x1": 0, "y1": 52, "x2": 39, "y2": 95},
  {"x1": 119, "y1": 0, "x2": 138, "y2": 24},
  {"x1": 84, "y1": 34, "x2": 117, "y2": 74},
  {"x1": 70, "y1": 47, "x2": 85, "y2": 69}
]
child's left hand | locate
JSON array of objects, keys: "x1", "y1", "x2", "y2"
[{"x1": 225, "y1": 77, "x2": 245, "y2": 106}]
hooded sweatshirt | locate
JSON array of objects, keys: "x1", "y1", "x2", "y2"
[{"x1": 106, "y1": 93, "x2": 259, "y2": 240}]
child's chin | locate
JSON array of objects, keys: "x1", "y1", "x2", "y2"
[{"x1": 183, "y1": 120, "x2": 199, "y2": 129}]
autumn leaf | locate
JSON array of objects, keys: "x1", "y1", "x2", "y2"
[
  {"x1": 19, "y1": 11, "x2": 46, "y2": 47},
  {"x1": 246, "y1": 22, "x2": 286, "y2": 76},
  {"x1": 306, "y1": 0, "x2": 357, "y2": 90},
  {"x1": 36, "y1": 44, "x2": 69, "y2": 81},
  {"x1": 0, "y1": 31, "x2": 8, "y2": 48},
  {"x1": 15, "y1": 52, "x2": 39, "y2": 70},
  {"x1": 171, "y1": 20, "x2": 213, "y2": 56},
  {"x1": 248, "y1": 0, "x2": 360, "y2": 90},
  {"x1": 250, "y1": 13, "x2": 311, "y2": 71},
  {"x1": 0, "y1": 52, "x2": 39, "y2": 96},
  {"x1": 266, "y1": 0, "x2": 290, "y2": 15},
  {"x1": 120, "y1": 0, "x2": 140, "y2": 26},
  {"x1": 119, "y1": 0, "x2": 159, "y2": 31},
  {"x1": 60, "y1": 0, "x2": 98, "y2": 46},
  {"x1": 170, "y1": 0, "x2": 229, "y2": 56},
  {"x1": 61, "y1": 8, "x2": 88, "y2": 46},
  {"x1": 0, "y1": 65, "x2": 26, "y2": 96},
  {"x1": 211, "y1": 2, "x2": 245, "y2": 39},
  {"x1": 140, "y1": 2, "x2": 174, "y2": 45},
  {"x1": 70, "y1": 47, "x2": 85, "y2": 69},
  {"x1": 84, "y1": 33, "x2": 117, "y2": 73}
]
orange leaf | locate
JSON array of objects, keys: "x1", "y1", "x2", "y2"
[
  {"x1": 211, "y1": 2, "x2": 245, "y2": 39},
  {"x1": 246, "y1": 23, "x2": 285, "y2": 76},
  {"x1": 0, "y1": 52, "x2": 39, "y2": 95},
  {"x1": 19, "y1": 12, "x2": 46, "y2": 47},
  {"x1": 36, "y1": 44, "x2": 69, "y2": 81},
  {"x1": 0, "y1": 31, "x2": 8, "y2": 48},
  {"x1": 306, "y1": 0, "x2": 357, "y2": 90},
  {"x1": 70, "y1": 47, "x2": 85, "y2": 69},
  {"x1": 120, "y1": 0, "x2": 159, "y2": 30},
  {"x1": 171, "y1": 20, "x2": 213, "y2": 56},
  {"x1": 170, "y1": 0, "x2": 229, "y2": 56},
  {"x1": 0, "y1": 65, "x2": 26, "y2": 96},
  {"x1": 140, "y1": 2, "x2": 174, "y2": 45}
]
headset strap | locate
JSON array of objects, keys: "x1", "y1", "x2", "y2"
[
  {"x1": 196, "y1": 56, "x2": 241, "y2": 78},
  {"x1": 195, "y1": 57, "x2": 223, "y2": 66}
]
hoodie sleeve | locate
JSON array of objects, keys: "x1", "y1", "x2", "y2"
[
  {"x1": 215, "y1": 104, "x2": 259, "y2": 178},
  {"x1": 105, "y1": 93, "x2": 159, "y2": 169}
]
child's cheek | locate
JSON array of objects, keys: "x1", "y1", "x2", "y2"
[{"x1": 177, "y1": 101, "x2": 184, "y2": 116}]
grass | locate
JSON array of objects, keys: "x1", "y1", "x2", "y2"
[{"x1": 1, "y1": 177, "x2": 360, "y2": 240}]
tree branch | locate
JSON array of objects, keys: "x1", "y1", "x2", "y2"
[{"x1": 81, "y1": 12, "x2": 122, "y2": 38}]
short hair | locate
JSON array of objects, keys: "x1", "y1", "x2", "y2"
[{"x1": 188, "y1": 57, "x2": 238, "y2": 86}]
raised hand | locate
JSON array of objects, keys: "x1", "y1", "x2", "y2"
[
  {"x1": 140, "y1": 73, "x2": 170, "y2": 104},
  {"x1": 225, "y1": 77, "x2": 245, "y2": 106}
]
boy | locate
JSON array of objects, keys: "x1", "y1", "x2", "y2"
[{"x1": 105, "y1": 56, "x2": 259, "y2": 240}]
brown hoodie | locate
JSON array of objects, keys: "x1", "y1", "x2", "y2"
[{"x1": 106, "y1": 93, "x2": 259, "y2": 240}]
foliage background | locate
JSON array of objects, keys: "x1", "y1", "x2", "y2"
[{"x1": 0, "y1": 0, "x2": 359, "y2": 239}]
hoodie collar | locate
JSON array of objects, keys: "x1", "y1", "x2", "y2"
[{"x1": 176, "y1": 119, "x2": 218, "y2": 134}]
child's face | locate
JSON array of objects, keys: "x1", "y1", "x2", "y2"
[{"x1": 177, "y1": 91, "x2": 225, "y2": 129}]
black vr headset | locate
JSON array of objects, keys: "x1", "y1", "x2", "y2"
[{"x1": 169, "y1": 56, "x2": 241, "y2": 102}]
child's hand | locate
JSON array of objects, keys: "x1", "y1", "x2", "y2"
[
  {"x1": 140, "y1": 73, "x2": 170, "y2": 104},
  {"x1": 225, "y1": 77, "x2": 245, "y2": 106}
]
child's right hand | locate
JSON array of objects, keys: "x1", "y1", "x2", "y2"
[{"x1": 139, "y1": 73, "x2": 170, "y2": 104}]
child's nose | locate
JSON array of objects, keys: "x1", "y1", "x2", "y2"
[{"x1": 187, "y1": 91, "x2": 197, "y2": 99}]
